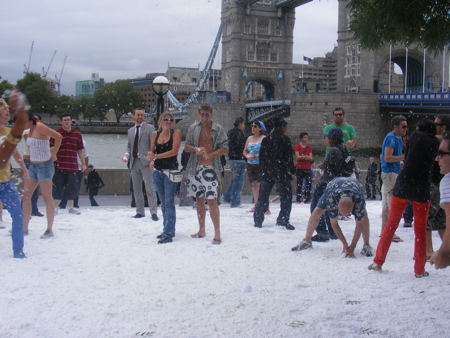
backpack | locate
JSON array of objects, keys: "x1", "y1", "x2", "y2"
[{"x1": 337, "y1": 144, "x2": 355, "y2": 177}]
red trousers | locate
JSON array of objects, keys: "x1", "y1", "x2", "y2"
[{"x1": 374, "y1": 196, "x2": 430, "y2": 275}]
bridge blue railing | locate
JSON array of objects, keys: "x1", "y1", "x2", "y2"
[{"x1": 379, "y1": 92, "x2": 450, "y2": 109}]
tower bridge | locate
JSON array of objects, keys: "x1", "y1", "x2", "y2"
[{"x1": 169, "y1": 0, "x2": 449, "y2": 149}]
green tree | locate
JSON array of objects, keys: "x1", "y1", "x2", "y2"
[
  {"x1": 16, "y1": 72, "x2": 57, "y2": 114},
  {"x1": 349, "y1": 0, "x2": 450, "y2": 50},
  {"x1": 75, "y1": 96, "x2": 106, "y2": 122},
  {"x1": 94, "y1": 80, "x2": 144, "y2": 123},
  {"x1": 54, "y1": 95, "x2": 76, "y2": 119},
  {"x1": 0, "y1": 80, "x2": 14, "y2": 97}
]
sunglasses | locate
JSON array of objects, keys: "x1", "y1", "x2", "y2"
[
  {"x1": 163, "y1": 118, "x2": 174, "y2": 122},
  {"x1": 437, "y1": 150, "x2": 450, "y2": 158},
  {"x1": 401, "y1": 125, "x2": 408, "y2": 129},
  {"x1": 334, "y1": 113, "x2": 343, "y2": 117}
]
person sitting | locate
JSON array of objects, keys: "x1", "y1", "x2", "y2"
[{"x1": 292, "y1": 177, "x2": 373, "y2": 257}]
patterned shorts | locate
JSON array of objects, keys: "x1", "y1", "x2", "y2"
[
  {"x1": 427, "y1": 182, "x2": 446, "y2": 231},
  {"x1": 186, "y1": 165, "x2": 219, "y2": 200}
]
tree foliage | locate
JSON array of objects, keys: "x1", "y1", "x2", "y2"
[
  {"x1": 94, "y1": 80, "x2": 145, "y2": 123},
  {"x1": 16, "y1": 72, "x2": 56, "y2": 114},
  {"x1": 0, "y1": 80, "x2": 14, "y2": 97},
  {"x1": 348, "y1": 0, "x2": 450, "y2": 51}
]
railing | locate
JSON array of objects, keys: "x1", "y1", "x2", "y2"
[{"x1": 379, "y1": 92, "x2": 450, "y2": 109}]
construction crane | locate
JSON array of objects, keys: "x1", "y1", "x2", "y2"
[
  {"x1": 23, "y1": 40, "x2": 34, "y2": 74},
  {"x1": 42, "y1": 50, "x2": 57, "y2": 77},
  {"x1": 55, "y1": 55, "x2": 67, "y2": 94}
]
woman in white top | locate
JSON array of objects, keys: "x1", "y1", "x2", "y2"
[
  {"x1": 243, "y1": 120, "x2": 267, "y2": 213},
  {"x1": 22, "y1": 114, "x2": 62, "y2": 238}
]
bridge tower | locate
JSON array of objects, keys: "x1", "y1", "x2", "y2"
[
  {"x1": 221, "y1": 0, "x2": 308, "y2": 102},
  {"x1": 337, "y1": 0, "x2": 449, "y2": 94}
]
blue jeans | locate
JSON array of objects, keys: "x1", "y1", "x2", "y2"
[
  {"x1": 224, "y1": 160, "x2": 246, "y2": 207},
  {"x1": 0, "y1": 180, "x2": 24, "y2": 254},
  {"x1": 153, "y1": 170, "x2": 177, "y2": 238}
]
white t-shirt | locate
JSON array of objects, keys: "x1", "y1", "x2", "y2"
[{"x1": 439, "y1": 173, "x2": 450, "y2": 207}]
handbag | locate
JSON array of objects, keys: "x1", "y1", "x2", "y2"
[
  {"x1": 167, "y1": 170, "x2": 183, "y2": 183},
  {"x1": 161, "y1": 169, "x2": 183, "y2": 183}
]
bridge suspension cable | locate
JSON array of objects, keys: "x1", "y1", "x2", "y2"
[{"x1": 167, "y1": 23, "x2": 223, "y2": 112}]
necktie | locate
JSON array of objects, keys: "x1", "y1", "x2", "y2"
[{"x1": 132, "y1": 125, "x2": 140, "y2": 158}]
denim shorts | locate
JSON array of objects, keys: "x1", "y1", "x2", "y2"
[{"x1": 28, "y1": 159, "x2": 55, "y2": 182}]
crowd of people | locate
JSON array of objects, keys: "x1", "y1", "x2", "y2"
[{"x1": 1, "y1": 93, "x2": 450, "y2": 277}]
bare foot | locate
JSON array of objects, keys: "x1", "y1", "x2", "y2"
[{"x1": 191, "y1": 232, "x2": 205, "y2": 238}]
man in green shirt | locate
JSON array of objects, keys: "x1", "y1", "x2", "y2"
[{"x1": 323, "y1": 108, "x2": 357, "y2": 151}]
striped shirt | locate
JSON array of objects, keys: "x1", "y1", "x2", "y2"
[
  {"x1": 440, "y1": 173, "x2": 450, "y2": 207},
  {"x1": 52, "y1": 128, "x2": 84, "y2": 172}
]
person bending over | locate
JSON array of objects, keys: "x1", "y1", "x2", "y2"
[{"x1": 292, "y1": 177, "x2": 373, "y2": 257}]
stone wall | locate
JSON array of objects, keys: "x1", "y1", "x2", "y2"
[{"x1": 288, "y1": 92, "x2": 387, "y2": 151}]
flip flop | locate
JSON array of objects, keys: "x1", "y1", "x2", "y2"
[
  {"x1": 190, "y1": 233, "x2": 205, "y2": 238},
  {"x1": 212, "y1": 238, "x2": 222, "y2": 245},
  {"x1": 392, "y1": 235, "x2": 403, "y2": 243}
]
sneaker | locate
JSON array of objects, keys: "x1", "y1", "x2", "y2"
[
  {"x1": 158, "y1": 236, "x2": 173, "y2": 244},
  {"x1": 277, "y1": 223, "x2": 295, "y2": 230},
  {"x1": 40, "y1": 230, "x2": 54, "y2": 239},
  {"x1": 68, "y1": 208, "x2": 80, "y2": 215},
  {"x1": 415, "y1": 272, "x2": 429, "y2": 278},
  {"x1": 403, "y1": 223, "x2": 412, "y2": 228},
  {"x1": 311, "y1": 234, "x2": 330, "y2": 242},
  {"x1": 13, "y1": 251, "x2": 26, "y2": 259},
  {"x1": 156, "y1": 233, "x2": 164, "y2": 239},
  {"x1": 151, "y1": 214, "x2": 159, "y2": 221},
  {"x1": 265, "y1": 209, "x2": 271, "y2": 215},
  {"x1": 360, "y1": 244, "x2": 374, "y2": 257},
  {"x1": 368, "y1": 263, "x2": 382, "y2": 272},
  {"x1": 31, "y1": 211, "x2": 44, "y2": 217},
  {"x1": 254, "y1": 224, "x2": 262, "y2": 228},
  {"x1": 132, "y1": 214, "x2": 145, "y2": 218},
  {"x1": 291, "y1": 240, "x2": 312, "y2": 251}
]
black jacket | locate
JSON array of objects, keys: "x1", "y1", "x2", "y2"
[
  {"x1": 393, "y1": 131, "x2": 439, "y2": 202},
  {"x1": 259, "y1": 130, "x2": 295, "y2": 182},
  {"x1": 227, "y1": 128, "x2": 246, "y2": 160},
  {"x1": 85, "y1": 170, "x2": 104, "y2": 195}
]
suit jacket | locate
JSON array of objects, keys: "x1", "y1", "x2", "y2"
[{"x1": 127, "y1": 122, "x2": 155, "y2": 167}]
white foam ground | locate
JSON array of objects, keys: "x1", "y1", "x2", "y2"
[{"x1": 0, "y1": 201, "x2": 449, "y2": 337}]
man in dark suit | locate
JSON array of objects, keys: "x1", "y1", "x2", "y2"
[{"x1": 122, "y1": 108, "x2": 158, "y2": 220}]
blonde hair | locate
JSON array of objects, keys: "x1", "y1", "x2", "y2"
[{"x1": 157, "y1": 112, "x2": 175, "y2": 132}]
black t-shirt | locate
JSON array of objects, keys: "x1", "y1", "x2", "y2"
[{"x1": 393, "y1": 131, "x2": 439, "y2": 202}]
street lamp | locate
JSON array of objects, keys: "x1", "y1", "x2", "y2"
[{"x1": 152, "y1": 75, "x2": 170, "y2": 123}]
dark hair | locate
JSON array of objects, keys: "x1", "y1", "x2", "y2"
[
  {"x1": 88, "y1": 164, "x2": 94, "y2": 169},
  {"x1": 133, "y1": 108, "x2": 144, "y2": 114},
  {"x1": 299, "y1": 132, "x2": 308, "y2": 139},
  {"x1": 273, "y1": 117, "x2": 287, "y2": 130},
  {"x1": 333, "y1": 107, "x2": 345, "y2": 115},
  {"x1": 391, "y1": 115, "x2": 407, "y2": 127},
  {"x1": 60, "y1": 114, "x2": 71, "y2": 120},
  {"x1": 33, "y1": 114, "x2": 42, "y2": 121},
  {"x1": 27, "y1": 112, "x2": 40, "y2": 125},
  {"x1": 416, "y1": 118, "x2": 436, "y2": 136},
  {"x1": 436, "y1": 115, "x2": 450, "y2": 130},
  {"x1": 234, "y1": 117, "x2": 244, "y2": 127},
  {"x1": 198, "y1": 103, "x2": 213, "y2": 113}
]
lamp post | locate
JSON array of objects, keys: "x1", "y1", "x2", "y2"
[{"x1": 152, "y1": 75, "x2": 170, "y2": 124}]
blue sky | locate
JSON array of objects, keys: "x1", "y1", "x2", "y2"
[{"x1": 0, "y1": 0, "x2": 338, "y2": 95}]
